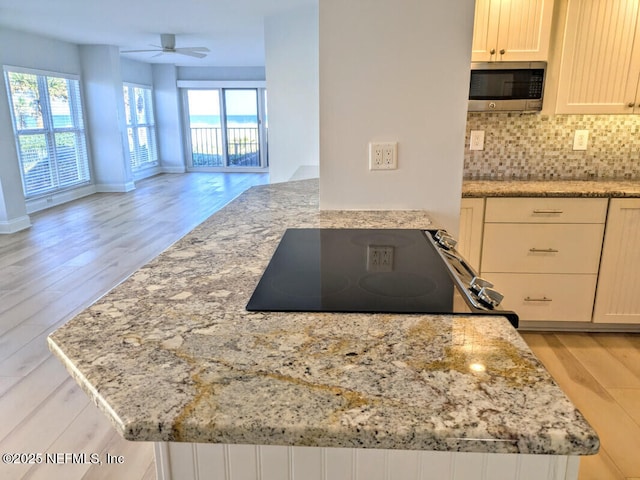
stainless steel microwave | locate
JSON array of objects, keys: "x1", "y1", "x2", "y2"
[{"x1": 469, "y1": 61, "x2": 546, "y2": 112}]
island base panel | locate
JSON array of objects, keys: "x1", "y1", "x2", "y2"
[{"x1": 154, "y1": 443, "x2": 581, "y2": 480}]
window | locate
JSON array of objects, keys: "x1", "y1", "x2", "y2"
[
  {"x1": 4, "y1": 67, "x2": 91, "y2": 198},
  {"x1": 123, "y1": 84, "x2": 158, "y2": 172},
  {"x1": 182, "y1": 86, "x2": 268, "y2": 171}
]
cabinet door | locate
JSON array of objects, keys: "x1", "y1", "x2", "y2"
[
  {"x1": 593, "y1": 199, "x2": 640, "y2": 324},
  {"x1": 556, "y1": 0, "x2": 640, "y2": 114},
  {"x1": 472, "y1": 0, "x2": 501, "y2": 61},
  {"x1": 458, "y1": 198, "x2": 485, "y2": 271},
  {"x1": 471, "y1": 0, "x2": 555, "y2": 62}
]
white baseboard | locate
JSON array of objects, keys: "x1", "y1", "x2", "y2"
[
  {"x1": 0, "y1": 215, "x2": 31, "y2": 234},
  {"x1": 95, "y1": 181, "x2": 136, "y2": 193},
  {"x1": 26, "y1": 184, "x2": 97, "y2": 214},
  {"x1": 161, "y1": 166, "x2": 187, "y2": 174}
]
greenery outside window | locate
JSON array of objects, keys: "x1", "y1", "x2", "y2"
[
  {"x1": 4, "y1": 67, "x2": 91, "y2": 198},
  {"x1": 123, "y1": 84, "x2": 158, "y2": 172}
]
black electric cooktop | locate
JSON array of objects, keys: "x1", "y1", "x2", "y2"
[{"x1": 246, "y1": 228, "x2": 460, "y2": 314}]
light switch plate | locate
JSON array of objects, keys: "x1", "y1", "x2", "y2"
[
  {"x1": 470, "y1": 130, "x2": 485, "y2": 151},
  {"x1": 573, "y1": 130, "x2": 589, "y2": 151}
]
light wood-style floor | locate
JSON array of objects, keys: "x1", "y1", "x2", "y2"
[
  {"x1": 0, "y1": 172, "x2": 267, "y2": 480},
  {"x1": 0, "y1": 172, "x2": 638, "y2": 480},
  {"x1": 521, "y1": 332, "x2": 640, "y2": 480}
]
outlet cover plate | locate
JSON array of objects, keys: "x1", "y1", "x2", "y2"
[
  {"x1": 573, "y1": 130, "x2": 589, "y2": 151},
  {"x1": 369, "y1": 142, "x2": 397, "y2": 170},
  {"x1": 470, "y1": 130, "x2": 485, "y2": 151}
]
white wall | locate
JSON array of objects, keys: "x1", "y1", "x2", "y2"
[
  {"x1": 121, "y1": 57, "x2": 154, "y2": 85},
  {"x1": 80, "y1": 45, "x2": 134, "y2": 192},
  {"x1": 318, "y1": 0, "x2": 474, "y2": 234},
  {"x1": 153, "y1": 64, "x2": 186, "y2": 173},
  {"x1": 265, "y1": 5, "x2": 319, "y2": 183},
  {"x1": 0, "y1": 28, "x2": 84, "y2": 231}
]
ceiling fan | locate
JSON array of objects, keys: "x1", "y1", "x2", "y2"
[{"x1": 122, "y1": 33, "x2": 210, "y2": 59}]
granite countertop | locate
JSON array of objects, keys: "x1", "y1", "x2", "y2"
[
  {"x1": 463, "y1": 178, "x2": 640, "y2": 197},
  {"x1": 48, "y1": 179, "x2": 599, "y2": 455}
]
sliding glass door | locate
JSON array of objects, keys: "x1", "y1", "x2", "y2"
[{"x1": 184, "y1": 88, "x2": 268, "y2": 171}]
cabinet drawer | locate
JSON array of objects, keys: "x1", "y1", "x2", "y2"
[
  {"x1": 485, "y1": 197, "x2": 608, "y2": 224},
  {"x1": 481, "y1": 223, "x2": 604, "y2": 274},
  {"x1": 486, "y1": 273, "x2": 597, "y2": 322}
]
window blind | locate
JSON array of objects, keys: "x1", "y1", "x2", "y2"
[
  {"x1": 4, "y1": 69, "x2": 90, "y2": 198},
  {"x1": 123, "y1": 84, "x2": 158, "y2": 171}
]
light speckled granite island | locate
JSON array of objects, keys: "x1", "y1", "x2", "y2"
[{"x1": 48, "y1": 179, "x2": 598, "y2": 480}]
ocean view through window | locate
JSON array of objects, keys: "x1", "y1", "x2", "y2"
[{"x1": 184, "y1": 87, "x2": 268, "y2": 171}]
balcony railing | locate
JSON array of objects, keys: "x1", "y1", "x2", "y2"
[{"x1": 190, "y1": 127, "x2": 260, "y2": 167}]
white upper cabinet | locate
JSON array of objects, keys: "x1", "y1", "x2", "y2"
[
  {"x1": 556, "y1": 0, "x2": 640, "y2": 114},
  {"x1": 472, "y1": 0, "x2": 556, "y2": 62}
]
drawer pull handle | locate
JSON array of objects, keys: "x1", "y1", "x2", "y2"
[
  {"x1": 525, "y1": 296, "x2": 553, "y2": 302},
  {"x1": 529, "y1": 248, "x2": 559, "y2": 253},
  {"x1": 532, "y1": 209, "x2": 563, "y2": 214}
]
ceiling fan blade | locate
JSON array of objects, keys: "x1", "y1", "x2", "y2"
[
  {"x1": 175, "y1": 49, "x2": 208, "y2": 58},
  {"x1": 121, "y1": 49, "x2": 163, "y2": 53},
  {"x1": 181, "y1": 47, "x2": 210, "y2": 53}
]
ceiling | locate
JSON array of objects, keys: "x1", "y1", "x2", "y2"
[{"x1": 0, "y1": 0, "x2": 316, "y2": 67}]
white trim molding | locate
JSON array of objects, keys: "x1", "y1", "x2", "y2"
[
  {"x1": 0, "y1": 215, "x2": 31, "y2": 234},
  {"x1": 94, "y1": 182, "x2": 136, "y2": 193},
  {"x1": 177, "y1": 80, "x2": 266, "y2": 89},
  {"x1": 26, "y1": 184, "x2": 97, "y2": 214}
]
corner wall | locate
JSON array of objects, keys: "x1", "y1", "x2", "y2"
[
  {"x1": 264, "y1": 5, "x2": 319, "y2": 183},
  {"x1": 80, "y1": 45, "x2": 134, "y2": 192},
  {"x1": 318, "y1": 0, "x2": 475, "y2": 233}
]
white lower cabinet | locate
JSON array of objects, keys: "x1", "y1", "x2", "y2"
[
  {"x1": 593, "y1": 198, "x2": 640, "y2": 324},
  {"x1": 480, "y1": 197, "x2": 608, "y2": 324},
  {"x1": 458, "y1": 198, "x2": 485, "y2": 271},
  {"x1": 485, "y1": 273, "x2": 598, "y2": 323}
]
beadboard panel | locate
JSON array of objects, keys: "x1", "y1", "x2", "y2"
[
  {"x1": 557, "y1": 0, "x2": 640, "y2": 113},
  {"x1": 593, "y1": 199, "x2": 640, "y2": 323},
  {"x1": 154, "y1": 443, "x2": 580, "y2": 480},
  {"x1": 458, "y1": 198, "x2": 484, "y2": 271},
  {"x1": 497, "y1": 0, "x2": 551, "y2": 56},
  {"x1": 471, "y1": 0, "x2": 496, "y2": 59}
]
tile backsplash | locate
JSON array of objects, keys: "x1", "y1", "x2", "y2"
[{"x1": 464, "y1": 113, "x2": 640, "y2": 180}]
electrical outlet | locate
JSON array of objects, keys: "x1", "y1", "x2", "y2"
[
  {"x1": 573, "y1": 130, "x2": 589, "y2": 151},
  {"x1": 367, "y1": 245, "x2": 394, "y2": 272},
  {"x1": 370, "y1": 143, "x2": 383, "y2": 168},
  {"x1": 369, "y1": 142, "x2": 397, "y2": 170},
  {"x1": 470, "y1": 130, "x2": 485, "y2": 151}
]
